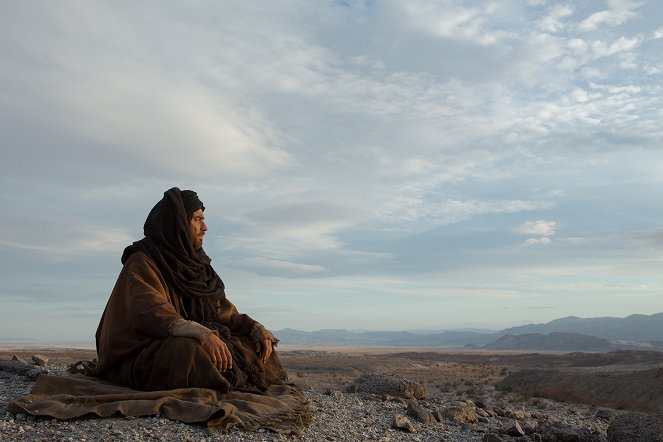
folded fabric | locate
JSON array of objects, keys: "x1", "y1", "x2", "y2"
[{"x1": 9, "y1": 374, "x2": 311, "y2": 435}]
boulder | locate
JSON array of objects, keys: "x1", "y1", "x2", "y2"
[
  {"x1": 442, "y1": 402, "x2": 478, "y2": 424},
  {"x1": 0, "y1": 358, "x2": 46, "y2": 379},
  {"x1": 392, "y1": 414, "x2": 416, "y2": 433},
  {"x1": 31, "y1": 354, "x2": 49, "y2": 366},
  {"x1": 352, "y1": 373, "x2": 426, "y2": 399},
  {"x1": 406, "y1": 399, "x2": 436, "y2": 424}
]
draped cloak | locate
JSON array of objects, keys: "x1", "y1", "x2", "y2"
[{"x1": 95, "y1": 187, "x2": 287, "y2": 392}]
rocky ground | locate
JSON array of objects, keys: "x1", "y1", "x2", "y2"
[{"x1": 1, "y1": 348, "x2": 662, "y2": 441}]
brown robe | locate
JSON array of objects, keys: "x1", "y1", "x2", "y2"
[
  {"x1": 96, "y1": 251, "x2": 286, "y2": 392},
  {"x1": 96, "y1": 187, "x2": 287, "y2": 392}
]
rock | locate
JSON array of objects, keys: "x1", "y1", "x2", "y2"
[
  {"x1": 607, "y1": 412, "x2": 663, "y2": 442},
  {"x1": 352, "y1": 373, "x2": 426, "y2": 399},
  {"x1": 406, "y1": 399, "x2": 436, "y2": 424},
  {"x1": 11, "y1": 355, "x2": 29, "y2": 364},
  {"x1": 0, "y1": 358, "x2": 45, "y2": 378},
  {"x1": 26, "y1": 368, "x2": 44, "y2": 381},
  {"x1": 506, "y1": 420, "x2": 525, "y2": 437},
  {"x1": 32, "y1": 354, "x2": 49, "y2": 366},
  {"x1": 596, "y1": 408, "x2": 615, "y2": 421},
  {"x1": 475, "y1": 400, "x2": 488, "y2": 409},
  {"x1": 522, "y1": 419, "x2": 539, "y2": 435},
  {"x1": 442, "y1": 403, "x2": 478, "y2": 424},
  {"x1": 392, "y1": 414, "x2": 416, "y2": 433},
  {"x1": 493, "y1": 406, "x2": 508, "y2": 417},
  {"x1": 509, "y1": 408, "x2": 527, "y2": 420},
  {"x1": 513, "y1": 410, "x2": 527, "y2": 421},
  {"x1": 540, "y1": 422, "x2": 608, "y2": 442},
  {"x1": 482, "y1": 433, "x2": 503, "y2": 442},
  {"x1": 67, "y1": 360, "x2": 98, "y2": 377}
]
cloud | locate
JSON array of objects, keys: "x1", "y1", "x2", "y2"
[
  {"x1": 517, "y1": 220, "x2": 556, "y2": 245},
  {"x1": 590, "y1": 36, "x2": 643, "y2": 57},
  {"x1": 374, "y1": 198, "x2": 553, "y2": 234},
  {"x1": 578, "y1": 0, "x2": 642, "y2": 32},
  {"x1": 536, "y1": 4, "x2": 574, "y2": 33},
  {"x1": 525, "y1": 237, "x2": 553, "y2": 245},
  {"x1": 242, "y1": 257, "x2": 328, "y2": 274},
  {"x1": 516, "y1": 220, "x2": 557, "y2": 237},
  {"x1": 398, "y1": 2, "x2": 508, "y2": 46},
  {"x1": 0, "y1": 220, "x2": 132, "y2": 257}
]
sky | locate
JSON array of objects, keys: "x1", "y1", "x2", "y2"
[{"x1": 1, "y1": 0, "x2": 662, "y2": 343}]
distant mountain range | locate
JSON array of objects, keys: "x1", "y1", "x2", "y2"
[
  {"x1": 484, "y1": 332, "x2": 613, "y2": 351},
  {"x1": 275, "y1": 312, "x2": 663, "y2": 351},
  {"x1": 500, "y1": 313, "x2": 663, "y2": 342}
]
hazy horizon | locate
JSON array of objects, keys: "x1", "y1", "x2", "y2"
[
  {"x1": 2, "y1": 1, "x2": 663, "y2": 342},
  {"x1": 1, "y1": 310, "x2": 660, "y2": 346}
]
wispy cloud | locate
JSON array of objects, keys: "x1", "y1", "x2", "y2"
[
  {"x1": 242, "y1": 257, "x2": 328, "y2": 274},
  {"x1": 398, "y1": 2, "x2": 509, "y2": 45},
  {"x1": 516, "y1": 220, "x2": 557, "y2": 237},
  {"x1": 536, "y1": 4, "x2": 574, "y2": 33},
  {"x1": 517, "y1": 220, "x2": 556, "y2": 245},
  {"x1": 578, "y1": 0, "x2": 643, "y2": 32}
]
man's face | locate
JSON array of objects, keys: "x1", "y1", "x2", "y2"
[{"x1": 189, "y1": 208, "x2": 207, "y2": 250}]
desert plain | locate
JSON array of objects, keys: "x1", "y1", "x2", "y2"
[{"x1": 1, "y1": 345, "x2": 662, "y2": 441}]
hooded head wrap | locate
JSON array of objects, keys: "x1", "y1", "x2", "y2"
[
  {"x1": 121, "y1": 187, "x2": 225, "y2": 322},
  {"x1": 180, "y1": 190, "x2": 205, "y2": 217}
]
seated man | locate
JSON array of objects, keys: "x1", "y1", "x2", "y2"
[{"x1": 96, "y1": 187, "x2": 286, "y2": 392}]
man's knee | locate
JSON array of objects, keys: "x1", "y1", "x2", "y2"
[
  {"x1": 161, "y1": 336, "x2": 207, "y2": 358},
  {"x1": 153, "y1": 336, "x2": 228, "y2": 390}
]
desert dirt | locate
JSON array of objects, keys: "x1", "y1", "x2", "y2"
[{"x1": 1, "y1": 345, "x2": 662, "y2": 441}]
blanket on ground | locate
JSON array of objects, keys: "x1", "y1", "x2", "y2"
[{"x1": 8, "y1": 374, "x2": 311, "y2": 435}]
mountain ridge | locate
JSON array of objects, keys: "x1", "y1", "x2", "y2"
[{"x1": 275, "y1": 312, "x2": 663, "y2": 350}]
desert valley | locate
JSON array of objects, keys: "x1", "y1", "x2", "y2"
[{"x1": 1, "y1": 340, "x2": 662, "y2": 441}]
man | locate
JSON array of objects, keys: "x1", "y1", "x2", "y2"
[{"x1": 96, "y1": 187, "x2": 286, "y2": 392}]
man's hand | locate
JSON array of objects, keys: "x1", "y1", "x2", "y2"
[
  {"x1": 255, "y1": 338, "x2": 273, "y2": 364},
  {"x1": 202, "y1": 333, "x2": 232, "y2": 372}
]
